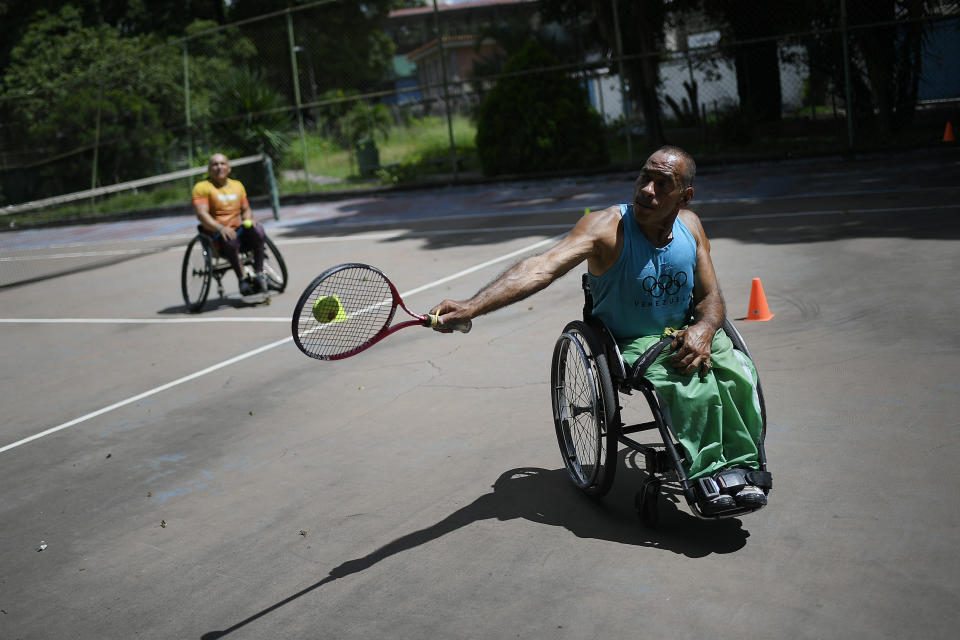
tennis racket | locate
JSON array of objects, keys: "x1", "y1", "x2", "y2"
[{"x1": 291, "y1": 263, "x2": 472, "y2": 361}]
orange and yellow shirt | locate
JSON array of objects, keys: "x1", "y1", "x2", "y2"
[{"x1": 192, "y1": 178, "x2": 249, "y2": 229}]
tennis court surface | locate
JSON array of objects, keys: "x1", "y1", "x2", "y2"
[{"x1": 2, "y1": 148, "x2": 959, "y2": 639}]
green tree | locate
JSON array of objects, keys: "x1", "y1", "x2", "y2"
[
  {"x1": 694, "y1": 0, "x2": 932, "y2": 137},
  {"x1": 118, "y1": 0, "x2": 227, "y2": 36},
  {"x1": 475, "y1": 40, "x2": 608, "y2": 176},
  {"x1": 469, "y1": 13, "x2": 585, "y2": 107},
  {"x1": 182, "y1": 18, "x2": 259, "y2": 156},
  {"x1": 314, "y1": 89, "x2": 361, "y2": 141},
  {"x1": 209, "y1": 66, "x2": 291, "y2": 163},
  {"x1": 227, "y1": 0, "x2": 399, "y2": 104},
  {"x1": 1, "y1": 7, "x2": 183, "y2": 193},
  {"x1": 0, "y1": 0, "x2": 227, "y2": 72},
  {"x1": 539, "y1": 0, "x2": 669, "y2": 149},
  {"x1": 339, "y1": 101, "x2": 393, "y2": 149},
  {"x1": 833, "y1": 0, "x2": 931, "y2": 136},
  {"x1": 702, "y1": 0, "x2": 788, "y2": 125},
  {"x1": 338, "y1": 100, "x2": 393, "y2": 177}
]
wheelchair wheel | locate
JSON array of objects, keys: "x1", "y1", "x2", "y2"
[
  {"x1": 551, "y1": 320, "x2": 619, "y2": 497},
  {"x1": 181, "y1": 234, "x2": 213, "y2": 313},
  {"x1": 262, "y1": 235, "x2": 288, "y2": 293}
]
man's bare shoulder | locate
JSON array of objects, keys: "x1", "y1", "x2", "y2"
[
  {"x1": 678, "y1": 208, "x2": 712, "y2": 249},
  {"x1": 678, "y1": 207, "x2": 701, "y2": 224},
  {"x1": 582, "y1": 204, "x2": 622, "y2": 226},
  {"x1": 575, "y1": 204, "x2": 622, "y2": 240},
  {"x1": 679, "y1": 208, "x2": 706, "y2": 232}
]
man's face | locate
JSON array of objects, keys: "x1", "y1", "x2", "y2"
[
  {"x1": 633, "y1": 152, "x2": 692, "y2": 218},
  {"x1": 208, "y1": 155, "x2": 231, "y2": 185}
]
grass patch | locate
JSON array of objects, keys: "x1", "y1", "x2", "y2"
[
  {"x1": 279, "y1": 115, "x2": 479, "y2": 189},
  {"x1": 381, "y1": 115, "x2": 476, "y2": 165}
]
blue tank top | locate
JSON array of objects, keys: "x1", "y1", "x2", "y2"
[{"x1": 588, "y1": 204, "x2": 697, "y2": 341}]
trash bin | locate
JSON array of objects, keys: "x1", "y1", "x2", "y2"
[{"x1": 356, "y1": 138, "x2": 380, "y2": 178}]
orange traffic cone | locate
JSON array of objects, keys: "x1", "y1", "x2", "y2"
[
  {"x1": 944, "y1": 121, "x2": 955, "y2": 143},
  {"x1": 745, "y1": 278, "x2": 774, "y2": 321}
]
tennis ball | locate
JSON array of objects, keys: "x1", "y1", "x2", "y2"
[
  {"x1": 313, "y1": 295, "x2": 346, "y2": 323},
  {"x1": 242, "y1": 219, "x2": 253, "y2": 228}
]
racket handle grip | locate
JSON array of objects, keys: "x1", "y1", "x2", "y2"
[{"x1": 426, "y1": 313, "x2": 472, "y2": 333}]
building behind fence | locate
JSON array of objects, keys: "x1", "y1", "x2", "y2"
[{"x1": 0, "y1": 0, "x2": 957, "y2": 211}]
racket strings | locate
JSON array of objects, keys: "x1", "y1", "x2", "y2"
[{"x1": 295, "y1": 267, "x2": 395, "y2": 359}]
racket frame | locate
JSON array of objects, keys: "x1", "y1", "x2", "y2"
[{"x1": 292, "y1": 263, "x2": 437, "y2": 361}]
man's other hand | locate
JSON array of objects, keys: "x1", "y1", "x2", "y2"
[{"x1": 669, "y1": 324, "x2": 713, "y2": 379}]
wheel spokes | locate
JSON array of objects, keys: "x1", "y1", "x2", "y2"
[{"x1": 556, "y1": 334, "x2": 603, "y2": 486}]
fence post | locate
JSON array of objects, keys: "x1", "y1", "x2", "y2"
[
  {"x1": 183, "y1": 42, "x2": 193, "y2": 170},
  {"x1": 287, "y1": 10, "x2": 312, "y2": 191},
  {"x1": 432, "y1": 0, "x2": 459, "y2": 181},
  {"x1": 91, "y1": 80, "x2": 102, "y2": 196},
  {"x1": 840, "y1": 0, "x2": 855, "y2": 149},
  {"x1": 263, "y1": 155, "x2": 280, "y2": 221},
  {"x1": 611, "y1": 0, "x2": 633, "y2": 164}
]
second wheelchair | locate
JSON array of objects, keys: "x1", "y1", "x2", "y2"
[{"x1": 180, "y1": 227, "x2": 288, "y2": 313}]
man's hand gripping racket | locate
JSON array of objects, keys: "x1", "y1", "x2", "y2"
[{"x1": 292, "y1": 263, "x2": 471, "y2": 361}]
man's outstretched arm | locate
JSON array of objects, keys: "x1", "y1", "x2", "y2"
[{"x1": 430, "y1": 209, "x2": 616, "y2": 327}]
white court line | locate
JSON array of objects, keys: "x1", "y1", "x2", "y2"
[
  {"x1": 0, "y1": 248, "x2": 169, "y2": 262},
  {"x1": 276, "y1": 225, "x2": 568, "y2": 245},
  {"x1": 0, "y1": 228, "x2": 553, "y2": 260},
  {"x1": 0, "y1": 234, "x2": 562, "y2": 455},
  {"x1": 0, "y1": 338, "x2": 289, "y2": 455}
]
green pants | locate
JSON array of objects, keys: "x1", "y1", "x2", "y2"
[{"x1": 619, "y1": 328, "x2": 763, "y2": 480}]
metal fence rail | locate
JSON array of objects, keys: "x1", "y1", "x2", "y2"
[{"x1": 0, "y1": 155, "x2": 268, "y2": 216}]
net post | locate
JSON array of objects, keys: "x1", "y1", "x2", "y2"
[{"x1": 262, "y1": 155, "x2": 280, "y2": 221}]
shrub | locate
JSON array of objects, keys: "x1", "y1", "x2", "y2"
[
  {"x1": 209, "y1": 66, "x2": 291, "y2": 164},
  {"x1": 475, "y1": 41, "x2": 608, "y2": 176},
  {"x1": 339, "y1": 101, "x2": 393, "y2": 148}
]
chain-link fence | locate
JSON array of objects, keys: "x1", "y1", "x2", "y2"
[{"x1": 1, "y1": 0, "x2": 958, "y2": 216}]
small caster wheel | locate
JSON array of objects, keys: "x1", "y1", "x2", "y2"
[{"x1": 635, "y1": 479, "x2": 661, "y2": 528}]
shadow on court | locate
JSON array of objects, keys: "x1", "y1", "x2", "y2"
[
  {"x1": 5, "y1": 149, "x2": 958, "y2": 289},
  {"x1": 270, "y1": 192, "x2": 960, "y2": 254},
  {"x1": 267, "y1": 146, "x2": 960, "y2": 251},
  {"x1": 200, "y1": 461, "x2": 750, "y2": 639},
  {"x1": 0, "y1": 244, "x2": 176, "y2": 290}
]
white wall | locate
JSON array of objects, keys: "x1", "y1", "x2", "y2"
[{"x1": 585, "y1": 43, "x2": 809, "y2": 124}]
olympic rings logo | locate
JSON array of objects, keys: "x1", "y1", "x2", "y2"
[{"x1": 641, "y1": 271, "x2": 688, "y2": 297}]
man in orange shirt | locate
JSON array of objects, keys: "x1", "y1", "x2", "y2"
[{"x1": 192, "y1": 153, "x2": 267, "y2": 295}]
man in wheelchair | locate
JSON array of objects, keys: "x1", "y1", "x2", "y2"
[
  {"x1": 430, "y1": 146, "x2": 768, "y2": 515},
  {"x1": 192, "y1": 153, "x2": 267, "y2": 296}
]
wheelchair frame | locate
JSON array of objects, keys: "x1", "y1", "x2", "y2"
[
  {"x1": 551, "y1": 274, "x2": 769, "y2": 526},
  {"x1": 180, "y1": 229, "x2": 288, "y2": 313}
]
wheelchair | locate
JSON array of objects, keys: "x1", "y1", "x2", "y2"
[
  {"x1": 550, "y1": 275, "x2": 771, "y2": 526},
  {"x1": 180, "y1": 226, "x2": 288, "y2": 313}
]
